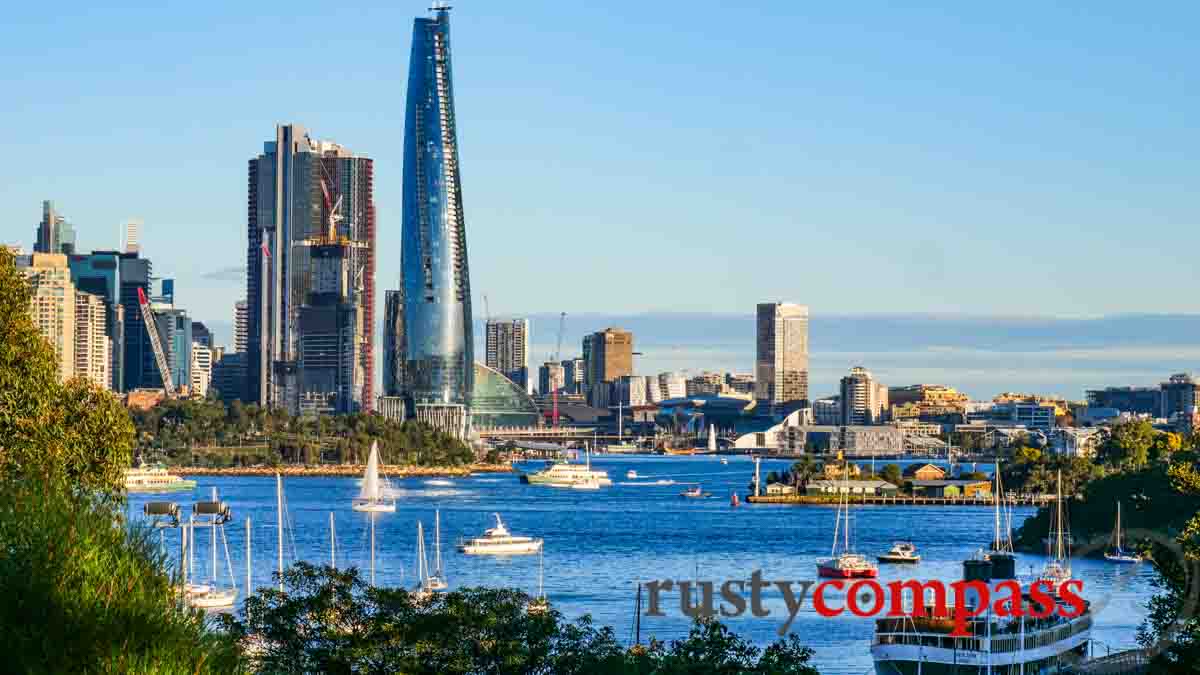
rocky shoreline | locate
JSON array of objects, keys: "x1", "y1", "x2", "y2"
[{"x1": 171, "y1": 464, "x2": 513, "y2": 478}]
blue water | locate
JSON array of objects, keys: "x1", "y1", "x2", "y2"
[{"x1": 129, "y1": 455, "x2": 1156, "y2": 675}]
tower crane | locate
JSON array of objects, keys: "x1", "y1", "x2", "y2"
[
  {"x1": 137, "y1": 287, "x2": 178, "y2": 399},
  {"x1": 552, "y1": 312, "x2": 566, "y2": 427}
]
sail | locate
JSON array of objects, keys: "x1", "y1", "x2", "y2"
[
  {"x1": 360, "y1": 442, "x2": 381, "y2": 500},
  {"x1": 708, "y1": 425, "x2": 716, "y2": 452}
]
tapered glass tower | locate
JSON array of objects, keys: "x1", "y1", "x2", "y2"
[{"x1": 399, "y1": 5, "x2": 473, "y2": 436}]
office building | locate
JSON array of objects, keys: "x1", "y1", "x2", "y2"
[
  {"x1": 538, "y1": 361, "x2": 565, "y2": 395},
  {"x1": 562, "y1": 357, "x2": 585, "y2": 395},
  {"x1": 34, "y1": 200, "x2": 76, "y2": 255},
  {"x1": 192, "y1": 321, "x2": 212, "y2": 348},
  {"x1": 755, "y1": 302, "x2": 809, "y2": 407},
  {"x1": 472, "y1": 363, "x2": 540, "y2": 429},
  {"x1": 233, "y1": 300, "x2": 248, "y2": 353},
  {"x1": 211, "y1": 351, "x2": 246, "y2": 403},
  {"x1": 583, "y1": 327, "x2": 633, "y2": 405},
  {"x1": 16, "y1": 253, "x2": 76, "y2": 381},
  {"x1": 1161, "y1": 374, "x2": 1200, "y2": 421},
  {"x1": 657, "y1": 371, "x2": 687, "y2": 400},
  {"x1": 68, "y1": 251, "x2": 125, "y2": 390},
  {"x1": 687, "y1": 372, "x2": 724, "y2": 396},
  {"x1": 615, "y1": 374, "x2": 649, "y2": 407},
  {"x1": 122, "y1": 219, "x2": 141, "y2": 254},
  {"x1": 382, "y1": 290, "x2": 403, "y2": 397},
  {"x1": 152, "y1": 305, "x2": 192, "y2": 392},
  {"x1": 190, "y1": 342, "x2": 212, "y2": 398},
  {"x1": 1085, "y1": 386, "x2": 1160, "y2": 416},
  {"x1": 485, "y1": 318, "x2": 530, "y2": 392},
  {"x1": 246, "y1": 123, "x2": 375, "y2": 414},
  {"x1": 393, "y1": 6, "x2": 473, "y2": 437},
  {"x1": 725, "y1": 373, "x2": 755, "y2": 396},
  {"x1": 813, "y1": 397, "x2": 841, "y2": 426},
  {"x1": 117, "y1": 252, "x2": 153, "y2": 391},
  {"x1": 839, "y1": 366, "x2": 889, "y2": 425},
  {"x1": 74, "y1": 290, "x2": 111, "y2": 390}
]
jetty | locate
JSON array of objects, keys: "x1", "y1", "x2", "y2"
[{"x1": 746, "y1": 493, "x2": 1054, "y2": 507}]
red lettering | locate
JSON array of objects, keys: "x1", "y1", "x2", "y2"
[
  {"x1": 949, "y1": 580, "x2": 990, "y2": 637},
  {"x1": 1057, "y1": 580, "x2": 1086, "y2": 619},
  {"x1": 991, "y1": 580, "x2": 1025, "y2": 618},
  {"x1": 1027, "y1": 581, "x2": 1056, "y2": 619},
  {"x1": 847, "y1": 579, "x2": 884, "y2": 617},
  {"x1": 886, "y1": 580, "x2": 948, "y2": 618},
  {"x1": 813, "y1": 580, "x2": 844, "y2": 617}
]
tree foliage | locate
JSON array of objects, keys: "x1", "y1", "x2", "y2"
[
  {"x1": 0, "y1": 248, "x2": 134, "y2": 494},
  {"x1": 223, "y1": 562, "x2": 819, "y2": 674}
]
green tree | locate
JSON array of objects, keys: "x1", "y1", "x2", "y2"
[
  {"x1": 880, "y1": 463, "x2": 902, "y2": 486},
  {"x1": 1098, "y1": 420, "x2": 1155, "y2": 470},
  {"x1": 0, "y1": 249, "x2": 134, "y2": 494}
]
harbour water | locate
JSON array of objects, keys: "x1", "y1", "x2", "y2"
[{"x1": 130, "y1": 455, "x2": 1156, "y2": 674}]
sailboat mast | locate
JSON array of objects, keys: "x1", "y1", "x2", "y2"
[
  {"x1": 843, "y1": 463, "x2": 850, "y2": 553},
  {"x1": 1055, "y1": 470, "x2": 1065, "y2": 562},
  {"x1": 330, "y1": 512, "x2": 336, "y2": 569},
  {"x1": 211, "y1": 487, "x2": 218, "y2": 584},
  {"x1": 246, "y1": 517, "x2": 252, "y2": 596},
  {"x1": 370, "y1": 514, "x2": 376, "y2": 586},
  {"x1": 435, "y1": 510, "x2": 442, "y2": 574},
  {"x1": 276, "y1": 473, "x2": 284, "y2": 592},
  {"x1": 1116, "y1": 501, "x2": 1122, "y2": 550},
  {"x1": 993, "y1": 461, "x2": 1001, "y2": 550}
]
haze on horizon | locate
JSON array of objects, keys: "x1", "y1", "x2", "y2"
[{"x1": 1, "y1": 1, "x2": 1197, "y2": 329}]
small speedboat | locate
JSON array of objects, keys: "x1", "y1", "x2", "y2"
[
  {"x1": 680, "y1": 485, "x2": 711, "y2": 499},
  {"x1": 720, "y1": 458, "x2": 729, "y2": 465},
  {"x1": 626, "y1": 470, "x2": 639, "y2": 479},
  {"x1": 877, "y1": 541, "x2": 921, "y2": 564}
]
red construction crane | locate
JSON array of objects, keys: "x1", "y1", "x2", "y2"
[
  {"x1": 137, "y1": 286, "x2": 178, "y2": 399},
  {"x1": 552, "y1": 312, "x2": 566, "y2": 427}
]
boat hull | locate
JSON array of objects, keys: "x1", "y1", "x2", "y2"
[
  {"x1": 877, "y1": 555, "x2": 921, "y2": 564},
  {"x1": 353, "y1": 500, "x2": 396, "y2": 513},
  {"x1": 1104, "y1": 553, "x2": 1142, "y2": 563},
  {"x1": 457, "y1": 541, "x2": 543, "y2": 555},
  {"x1": 126, "y1": 480, "x2": 198, "y2": 493},
  {"x1": 818, "y1": 565, "x2": 878, "y2": 579}
]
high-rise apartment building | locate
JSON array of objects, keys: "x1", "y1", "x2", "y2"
[
  {"x1": 34, "y1": 200, "x2": 76, "y2": 255},
  {"x1": 394, "y1": 6, "x2": 473, "y2": 437},
  {"x1": 233, "y1": 300, "x2": 248, "y2": 353},
  {"x1": 485, "y1": 319, "x2": 530, "y2": 393},
  {"x1": 246, "y1": 123, "x2": 375, "y2": 415},
  {"x1": 68, "y1": 250, "x2": 125, "y2": 391},
  {"x1": 1161, "y1": 374, "x2": 1200, "y2": 421},
  {"x1": 382, "y1": 290, "x2": 403, "y2": 397},
  {"x1": 584, "y1": 328, "x2": 633, "y2": 405},
  {"x1": 839, "y1": 366, "x2": 888, "y2": 425},
  {"x1": 74, "y1": 290, "x2": 111, "y2": 390},
  {"x1": 190, "y1": 342, "x2": 212, "y2": 398},
  {"x1": 191, "y1": 321, "x2": 212, "y2": 349},
  {"x1": 755, "y1": 302, "x2": 809, "y2": 408},
  {"x1": 16, "y1": 253, "x2": 76, "y2": 381},
  {"x1": 563, "y1": 357, "x2": 586, "y2": 395},
  {"x1": 118, "y1": 252, "x2": 153, "y2": 391},
  {"x1": 657, "y1": 371, "x2": 687, "y2": 400},
  {"x1": 123, "y1": 220, "x2": 141, "y2": 254}
]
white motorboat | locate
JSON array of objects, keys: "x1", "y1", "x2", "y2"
[
  {"x1": 626, "y1": 470, "x2": 639, "y2": 479},
  {"x1": 353, "y1": 442, "x2": 396, "y2": 513},
  {"x1": 877, "y1": 541, "x2": 920, "y2": 564},
  {"x1": 520, "y1": 446, "x2": 611, "y2": 487},
  {"x1": 457, "y1": 513, "x2": 543, "y2": 555}
]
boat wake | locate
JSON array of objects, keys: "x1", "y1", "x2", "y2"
[
  {"x1": 425, "y1": 479, "x2": 454, "y2": 487},
  {"x1": 619, "y1": 479, "x2": 676, "y2": 486}
]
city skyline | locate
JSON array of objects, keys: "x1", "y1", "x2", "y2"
[{"x1": 1, "y1": 3, "x2": 1197, "y2": 325}]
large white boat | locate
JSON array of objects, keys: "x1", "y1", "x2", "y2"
[
  {"x1": 519, "y1": 457, "x2": 611, "y2": 487},
  {"x1": 457, "y1": 513, "x2": 543, "y2": 555},
  {"x1": 871, "y1": 554, "x2": 1091, "y2": 674},
  {"x1": 353, "y1": 442, "x2": 396, "y2": 513},
  {"x1": 124, "y1": 463, "x2": 196, "y2": 493}
]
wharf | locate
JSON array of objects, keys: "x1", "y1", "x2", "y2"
[{"x1": 745, "y1": 493, "x2": 1054, "y2": 507}]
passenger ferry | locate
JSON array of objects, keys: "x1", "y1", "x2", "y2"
[
  {"x1": 871, "y1": 553, "x2": 1091, "y2": 674},
  {"x1": 519, "y1": 460, "x2": 612, "y2": 487},
  {"x1": 124, "y1": 463, "x2": 197, "y2": 492}
]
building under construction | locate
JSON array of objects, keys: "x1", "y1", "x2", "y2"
[{"x1": 246, "y1": 124, "x2": 375, "y2": 415}]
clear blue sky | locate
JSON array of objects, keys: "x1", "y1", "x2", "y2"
[{"x1": 1, "y1": 1, "x2": 1197, "y2": 328}]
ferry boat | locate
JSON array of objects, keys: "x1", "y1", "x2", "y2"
[
  {"x1": 457, "y1": 513, "x2": 543, "y2": 555},
  {"x1": 877, "y1": 541, "x2": 920, "y2": 564},
  {"x1": 519, "y1": 459, "x2": 611, "y2": 487},
  {"x1": 124, "y1": 463, "x2": 197, "y2": 493},
  {"x1": 871, "y1": 553, "x2": 1092, "y2": 674}
]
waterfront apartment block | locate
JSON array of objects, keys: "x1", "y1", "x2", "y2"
[
  {"x1": 74, "y1": 290, "x2": 111, "y2": 390},
  {"x1": 246, "y1": 123, "x2": 375, "y2": 415},
  {"x1": 1085, "y1": 386, "x2": 1160, "y2": 416},
  {"x1": 190, "y1": 342, "x2": 212, "y2": 398},
  {"x1": 17, "y1": 253, "x2": 77, "y2": 381},
  {"x1": 755, "y1": 302, "x2": 809, "y2": 408},
  {"x1": 485, "y1": 318, "x2": 530, "y2": 393}
]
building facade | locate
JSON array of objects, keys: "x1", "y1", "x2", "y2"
[
  {"x1": 190, "y1": 342, "x2": 212, "y2": 398},
  {"x1": 395, "y1": 6, "x2": 473, "y2": 437},
  {"x1": 16, "y1": 253, "x2": 76, "y2": 381},
  {"x1": 122, "y1": 219, "x2": 141, "y2": 254},
  {"x1": 234, "y1": 300, "x2": 248, "y2": 353},
  {"x1": 485, "y1": 318, "x2": 530, "y2": 392},
  {"x1": 118, "y1": 252, "x2": 153, "y2": 391},
  {"x1": 538, "y1": 361, "x2": 565, "y2": 395},
  {"x1": 583, "y1": 327, "x2": 633, "y2": 405},
  {"x1": 839, "y1": 366, "x2": 889, "y2": 425},
  {"x1": 246, "y1": 123, "x2": 375, "y2": 415},
  {"x1": 1160, "y1": 374, "x2": 1200, "y2": 421},
  {"x1": 1085, "y1": 386, "x2": 1160, "y2": 416},
  {"x1": 68, "y1": 251, "x2": 125, "y2": 391},
  {"x1": 755, "y1": 302, "x2": 809, "y2": 407},
  {"x1": 74, "y1": 290, "x2": 111, "y2": 390},
  {"x1": 382, "y1": 290, "x2": 403, "y2": 397}
]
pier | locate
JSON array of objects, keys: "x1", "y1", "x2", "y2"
[{"x1": 746, "y1": 493, "x2": 1055, "y2": 507}]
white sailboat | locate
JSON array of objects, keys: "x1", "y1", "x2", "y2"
[
  {"x1": 189, "y1": 488, "x2": 238, "y2": 610},
  {"x1": 708, "y1": 424, "x2": 717, "y2": 453},
  {"x1": 1104, "y1": 501, "x2": 1142, "y2": 563},
  {"x1": 412, "y1": 521, "x2": 433, "y2": 601},
  {"x1": 528, "y1": 546, "x2": 549, "y2": 614},
  {"x1": 1040, "y1": 470, "x2": 1073, "y2": 583},
  {"x1": 428, "y1": 509, "x2": 448, "y2": 590},
  {"x1": 353, "y1": 441, "x2": 396, "y2": 513}
]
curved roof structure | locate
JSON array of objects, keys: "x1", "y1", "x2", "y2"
[{"x1": 472, "y1": 362, "x2": 539, "y2": 429}]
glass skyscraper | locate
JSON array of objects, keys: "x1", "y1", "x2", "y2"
[{"x1": 398, "y1": 6, "x2": 474, "y2": 436}]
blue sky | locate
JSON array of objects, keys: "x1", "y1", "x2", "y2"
[{"x1": 1, "y1": 0, "x2": 1197, "y2": 329}]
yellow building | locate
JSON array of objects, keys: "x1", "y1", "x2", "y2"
[
  {"x1": 74, "y1": 290, "x2": 111, "y2": 390},
  {"x1": 18, "y1": 253, "x2": 76, "y2": 382}
]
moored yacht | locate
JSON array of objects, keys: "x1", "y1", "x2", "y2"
[
  {"x1": 457, "y1": 513, "x2": 543, "y2": 555},
  {"x1": 1103, "y1": 501, "x2": 1142, "y2": 564},
  {"x1": 818, "y1": 464, "x2": 878, "y2": 579},
  {"x1": 352, "y1": 442, "x2": 396, "y2": 513},
  {"x1": 877, "y1": 542, "x2": 920, "y2": 564}
]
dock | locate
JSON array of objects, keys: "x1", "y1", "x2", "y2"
[{"x1": 745, "y1": 493, "x2": 1055, "y2": 507}]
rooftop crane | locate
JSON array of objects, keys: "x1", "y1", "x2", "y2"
[
  {"x1": 552, "y1": 312, "x2": 566, "y2": 427},
  {"x1": 137, "y1": 286, "x2": 178, "y2": 399}
]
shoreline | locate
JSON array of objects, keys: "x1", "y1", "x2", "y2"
[{"x1": 170, "y1": 464, "x2": 513, "y2": 478}]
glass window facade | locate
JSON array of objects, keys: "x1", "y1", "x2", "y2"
[{"x1": 472, "y1": 363, "x2": 539, "y2": 429}]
